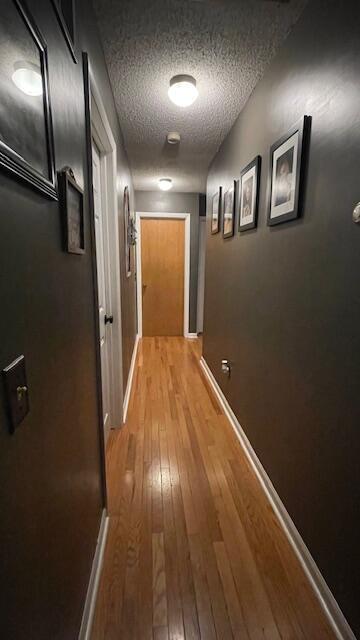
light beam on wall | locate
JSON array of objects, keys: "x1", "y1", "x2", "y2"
[{"x1": 12, "y1": 61, "x2": 43, "y2": 97}]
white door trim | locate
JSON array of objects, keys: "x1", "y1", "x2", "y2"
[
  {"x1": 90, "y1": 71, "x2": 123, "y2": 429},
  {"x1": 136, "y1": 212, "x2": 191, "y2": 338}
]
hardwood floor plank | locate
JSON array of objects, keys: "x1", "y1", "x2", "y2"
[
  {"x1": 214, "y1": 540, "x2": 250, "y2": 639},
  {"x1": 153, "y1": 532, "x2": 168, "y2": 628},
  {"x1": 92, "y1": 337, "x2": 336, "y2": 640}
]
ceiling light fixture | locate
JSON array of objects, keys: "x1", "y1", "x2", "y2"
[
  {"x1": 159, "y1": 178, "x2": 172, "y2": 191},
  {"x1": 12, "y1": 61, "x2": 43, "y2": 97},
  {"x1": 167, "y1": 131, "x2": 181, "y2": 145},
  {"x1": 168, "y1": 74, "x2": 198, "y2": 108}
]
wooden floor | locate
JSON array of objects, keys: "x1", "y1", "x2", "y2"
[{"x1": 91, "y1": 337, "x2": 335, "y2": 640}]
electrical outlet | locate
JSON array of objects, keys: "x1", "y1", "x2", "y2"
[
  {"x1": 221, "y1": 359, "x2": 231, "y2": 377},
  {"x1": 2, "y1": 355, "x2": 30, "y2": 433}
]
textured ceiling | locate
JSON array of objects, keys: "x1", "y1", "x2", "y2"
[{"x1": 94, "y1": 0, "x2": 307, "y2": 192}]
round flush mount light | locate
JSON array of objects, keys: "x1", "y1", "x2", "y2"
[
  {"x1": 159, "y1": 178, "x2": 172, "y2": 191},
  {"x1": 168, "y1": 74, "x2": 198, "y2": 108},
  {"x1": 167, "y1": 131, "x2": 181, "y2": 145},
  {"x1": 12, "y1": 61, "x2": 43, "y2": 97}
]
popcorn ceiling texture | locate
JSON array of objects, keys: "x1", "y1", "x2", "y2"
[{"x1": 94, "y1": 0, "x2": 307, "y2": 192}]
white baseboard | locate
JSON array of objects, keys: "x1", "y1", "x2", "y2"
[
  {"x1": 185, "y1": 332, "x2": 198, "y2": 339},
  {"x1": 200, "y1": 356, "x2": 356, "y2": 640},
  {"x1": 78, "y1": 509, "x2": 109, "y2": 640},
  {"x1": 123, "y1": 334, "x2": 140, "y2": 423}
]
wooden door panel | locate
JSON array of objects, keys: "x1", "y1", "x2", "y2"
[{"x1": 141, "y1": 218, "x2": 185, "y2": 336}]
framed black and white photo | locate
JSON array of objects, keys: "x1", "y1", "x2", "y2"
[
  {"x1": 0, "y1": 0, "x2": 57, "y2": 199},
  {"x1": 268, "y1": 116, "x2": 311, "y2": 225},
  {"x1": 223, "y1": 182, "x2": 236, "y2": 238},
  {"x1": 239, "y1": 156, "x2": 261, "y2": 232},
  {"x1": 51, "y1": 0, "x2": 76, "y2": 62},
  {"x1": 58, "y1": 168, "x2": 84, "y2": 254},
  {"x1": 211, "y1": 187, "x2": 222, "y2": 234}
]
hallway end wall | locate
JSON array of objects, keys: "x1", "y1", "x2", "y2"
[
  {"x1": 203, "y1": 0, "x2": 360, "y2": 635},
  {"x1": 135, "y1": 190, "x2": 201, "y2": 334}
]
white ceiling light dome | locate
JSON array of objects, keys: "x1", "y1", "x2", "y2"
[
  {"x1": 12, "y1": 61, "x2": 43, "y2": 97},
  {"x1": 159, "y1": 178, "x2": 172, "y2": 191},
  {"x1": 167, "y1": 131, "x2": 181, "y2": 145},
  {"x1": 168, "y1": 74, "x2": 198, "y2": 108}
]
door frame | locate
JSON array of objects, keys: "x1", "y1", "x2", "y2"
[
  {"x1": 136, "y1": 212, "x2": 191, "y2": 337},
  {"x1": 89, "y1": 69, "x2": 124, "y2": 430}
]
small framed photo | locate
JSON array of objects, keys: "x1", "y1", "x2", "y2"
[
  {"x1": 58, "y1": 168, "x2": 84, "y2": 254},
  {"x1": 268, "y1": 116, "x2": 311, "y2": 225},
  {"x1": 211, "y1": 187, "x2": 222, "y2": 234},
  {"x1": 223, "y1": 182, "x2": 236, "y2": 238},
  {"x1": 239, "y1": 156, "x2": 261, "y2": 232}
]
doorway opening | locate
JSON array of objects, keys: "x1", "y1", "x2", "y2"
[
  {"x1": 90, "y1": 77, "x2": 123, "y2": 441},
  {"x1": 136, "y1": 212, "x2": 191, "y2": 337}
]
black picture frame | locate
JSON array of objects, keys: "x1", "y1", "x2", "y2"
[
  {"x1": 51, "y1": 0, "x2": 77, "y2": 63},
  {"x1": 268, "y1": 116, "x2": 311, "y2": 226},
  {"x1": 0, "y1": 0, "x2": 57, "y2": 199},
  {"x1": 239, "y1": 156, "x2": 261, "y2": 232},
  {"x1": 211, "y1": 187, "x2": 222, "y2": 234},
  {"x1": 58, "y1": 167, "x2": 85, "y2": 254},
  {"x1": 223, "y1": 181, "x2": 236, "y2": 238}
]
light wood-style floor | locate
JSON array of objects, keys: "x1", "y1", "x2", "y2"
[{"x1": 91, "y1": 337, "x2": 335, "y2": 639}]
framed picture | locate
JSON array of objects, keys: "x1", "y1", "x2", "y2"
[
  {"x1": 0, "y1": 0, "x2": 57, "y2": 199},
  {"x1": 223, "y1": 182, "x2": 236, "y2": 238},
  {"x1": 268, "y1": 116, "x2": 311, "y2": 225},
  {"x1": 58, "y1": 167, "x2": 84, "y2": 254},
  {"x1": 211, "y1": 187, "x2": 222, "y2": 234},
  {"x1": 239, "y1": 156, "x2": 261, "y2": 232},
  {"x1": 51, "y1": 0, "x2": 76, "y2": 62},
  {"x1": 124, "y1": 186, "x2": 131, "y2": 277}
]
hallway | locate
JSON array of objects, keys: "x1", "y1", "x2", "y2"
[{"x1": 91, "y1": 337, "x2": 335, "y2": 639}]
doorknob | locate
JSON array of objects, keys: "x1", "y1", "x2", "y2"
[
  {"x1": 104, "y1": 315, "x2": 113, "y2": 325},
  {"x1": 142, "y1": 284, "x2": 147, "y2": 293}
]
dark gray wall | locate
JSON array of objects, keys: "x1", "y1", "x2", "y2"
[
  {"x1": 204, "y1": 0, "x2": 360, "y2": 635},
  {"x1": 0, "y1": 1, "x2": 136, "y2": 638},
  {"x1": 135, "y1": 190, "x2": 200, "y2": 333}
]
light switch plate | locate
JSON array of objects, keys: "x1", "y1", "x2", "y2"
[{"x1": 2, "y1": 355, "x2": 29, "y2": 434}]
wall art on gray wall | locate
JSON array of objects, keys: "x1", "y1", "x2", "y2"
[
  {"x1": 211, "y1": 186, "x2": 222, "y2": 234},
  {"x1": 239, "y1": 156, "x2": 261, "y2": 232},
  {"x1": 51, "y1": 0, "x2": 76, "y2": 62},
  {"x1": 58, "y1": 167, "x2": 84, "y2": 254},
  {"x1": 268, "y1": 116, "x2": 311, "y2": 225},
  {"x1": 0, "y1": 0, "x2": 57, "y2": 199},
  {"x1": 223, "y1": 181, "x2": 236, "y2": 238}
]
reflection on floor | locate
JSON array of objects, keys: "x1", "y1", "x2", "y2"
[{"x1": 91, "y1": 337, "x2": 335, "y2": 639}]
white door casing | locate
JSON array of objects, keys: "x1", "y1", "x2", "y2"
[
  {"x1": 90, "y1": 73, "x2": 124, "y2": 430},
  {"x1": 92, "y1": 142, "x2": 111, "y2": 438},
  {"x1": 135, "y1": 212, "x2": 192, "y2": 338}
]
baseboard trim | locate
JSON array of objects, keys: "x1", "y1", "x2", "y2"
[
  {"x1": 200, "y1": 356, "x2": 356, "y2": 640},
  {"x1": 78, "y1": 509, "x2": 109, "y2": 640},
  {"x1": 185, "y1": 332, "x2": 198, "y2": 339},
  {"x1": 123, "y1": 334, "x2": 140, "y2": 423}
]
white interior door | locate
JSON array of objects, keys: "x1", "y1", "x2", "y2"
[{"x1": 92, "y1": 141, "x2": 112, "y2": 440}]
